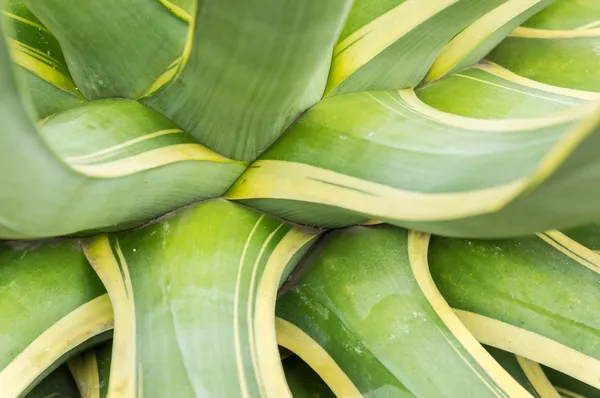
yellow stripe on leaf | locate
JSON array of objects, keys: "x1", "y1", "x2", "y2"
[
  {"x1": 68, "y1": 351, "x2": 101, "y2": 398},
  {"x1": 226, "y1": 159, "x2": 529, "y2": 222},
  {"x1": 8, "y1": 39, "x2": 80, "y2": 95},
  {"x1": 397, "y1": 89, "x2": 595, "y2": 132},
  {"x1": 275, "y1": 317, "x2": 362, "y2": 398},
  {"x1": 66, "y1": 129, "x2": 185, "y2": 164},
  {"x1": 426, "y1": 0, "x2": 545, "y2": 82},
  {"x1": 455, "y1": 309, "x2": 600, "y2": 390},
  {"x1": 326, "y1": 0, "x2": 459, "y2": 94},
  {"x1": 232, "y1": 215, "x2": 265, "y2": 398},
  {"x1": 0, "y1": 294, "x2": 113, "y2": 398},
  {"x1": 516, "y1": 356, "x2": 561, "y2": 398},
  {"x1": 244, "y1": 222, "x2": 284, "y2": 397},
  {"x1": 475, "y1": 62, "x2": 600, "y2": 101},
  {"x1": 84, "y1": 236, "x2": 136, "y2": 398},
  {"x1": 72, "y1": 143, "x2": 243, "y2": 178},
  {"x1": 158, "y1": 0, "x2": 191, "y2": 22},
  {"x1": 141, "y1": 58, "x2": 182, "y2": 98},
  {"x1": 575, "y1": 20, "x2": 600, "y2": 30},
  {"x1": 451, "y1": 73, "x2": 578, "y2": 105},
  {"x1": 254, "y1": 229, "x2": 320, "y2": 397},
  {"x1": 0, "y1": 11, "x2": 50, "y2": 33},
  {"x1": 536, "y1": 230, "x2": 600, "y2": 274},
  {"x1": 511, "y1": 27, "x2": 600, "y2": 38},
  {"x1": 407, "y1": 231, "x2": 532, "y2": 397}
]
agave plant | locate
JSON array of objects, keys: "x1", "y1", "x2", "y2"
[{"x1": 1, "y1": 0, "x2": 600, "y2": 397}]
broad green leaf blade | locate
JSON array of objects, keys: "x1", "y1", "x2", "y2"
[
  {"x1": 488, "y1": 2, "x2": 600, "y2": 91},
  {"x1": 143, "y1": 0, "x2": 352, "y2": 161},
  {"x1": 23, "y1": 0, "x2": 188, "y2": 99},
  {"x1": 523, "y1": 0, "x2": 600, "y2": 30},
  {"x1": 0, "y1": 240, "x2": 112, "y2": 397},
  {"x1": 427, "y1": 230, "x2": 600, "y2": 388},
  {"x1": 84, "y1": 200, "x2": 319, "y2": 398},
  {"x1": 0, "y1": 0, "x2": 84, "y2": 118},
  {"x1": 543, "y1": 366, "x2": 600, "y2": 398},
  {"x1": 25, "y1": 365, "x2": 80, "y2": 398},
  {"x1": 226, "y1": 78, "x2": 600, "y2": 237},
  {"x1": 425, "y1": 0, "x2": 554, "y2": 83},
  {"x1": 276, "y1": 225, "x2": 532, "y2": 397},
  {"x1": 0, "y1": 28, "x2": 246, "y2": 239},
  {"x1": 68, "y1": 341, "x2": 111, "y2": 398},
  {"x1": 418, "y1": 62, "x2": 596, "y2": 119},
  {"x1": 325, "y1": 0, "x2": 508, "y2": 95},
  {"x1": 282, "y1": 356, "x2": 335, "y2": 398}
]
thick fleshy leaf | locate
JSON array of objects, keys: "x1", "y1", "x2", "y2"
[
  {"x1": 84, "y1": 200, "x2": 319, "y2": 397},
  {"x1": 425, "y1": 0, "x2": 553, "y2": 83},
  {"x1": 0, "y1": 240, "x2": 112, "y2": 397},
  {"x1": 25, "y1": 365, "x2": 80, "y2": 398},
  {"x1": 0, "y1": 27, "x2": 246, "y2": 239},
  {"x1": 276, "y1": 225, "x2": 532, "y2": 397},
  {"x1": 0, "y1": 0, "x2": 84, "y2": 117},
  {"x1": 488, "y1": 4, "x2": 600, "y2": 91},
  {"x1": 144, "y1": 0, "x2": 352, "y2": 161},
  {"x1": 523, "y1": 0, "x2": 600, "y2": 30},
  {"x1": 227, "y1": 75, "x2": 600, "y2": 237},
  {"x1": 428, "y1": 229, "x2": 600, "y2": 388},
  {"x1": 324, "y1": 0, "x2": 508, "y2": 95},
  {"x1": 23, "y1": 0, "x2": 188, "y2": 99}
]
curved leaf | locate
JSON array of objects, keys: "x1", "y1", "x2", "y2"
[
  {"x1": 276, "y1": 225, "x2": 532, "y2": 397},
  {"x1": 428, "y1": 230, "x2": 600, "y2": 388},
  {"x1": 489, "y1": 5, "x2": 600, "y2": 91},
  {"x1": 23, "y1": 0, "x2": 188, "y2": 99},
  {"x1": 0, "y1": 28, "x2": 246, "y2": 239},
  {"x1": 0, "y1": 240, "x2": 112, "y2": 397},
  {"x1": 0, "y1": 0, "x2": 84, "y2": 117},
  {"x1": 143, "y1": 0, "x2": 352, "y2": 161},
  {"x1": 325, "y1": 0, "x2": 508, "y2": 95},
  {"x1": 226, "y1": 76, "x2": 600, "y2": 236},
  {"x1": 84, "y1": 200, "x2": 319, "y2": 398},
  {"x1": 425, "y1": 0, "x2": 553, "y2": 83}
]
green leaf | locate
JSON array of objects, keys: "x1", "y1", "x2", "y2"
[
  {"x1": 488, "y1": 5, "x2": 600, "y2": 91},
  {"x1": 0, "y1": 240, "x2": 112, "y2": 397},
  {"x1": 226, "y1": 75, "x2": 600, "y2": 237},
  {"x1": 0, "y1": 28, "x2": 246, "y2": 239},
  {"x1": 523, "y1": 0, "x2": 600, "y2": 30},
  {"x1": 143, "y1": 0, "x2": 352, "y2": 161},
  {"x1": 23, "y1": 0, "x2": 188, "y2": 99},
  {"x1": 425, "y1": 0, "x2": 554, "y2": 83},
  {"x1": 276, "y1": 225, "x2": 533, "y2": 397},
  {"x1": 0, "y1": 0, "x2": 84, "y2": 118},
  {"x1": 84, "y1": 200, "x2": 319, "y2": 397},
  {"x1": 325, "y1": 0, "x2": 509, "y2": 95},
  {"x1": 428, "y1": 229, "x2": 600, "y2": 388}
]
